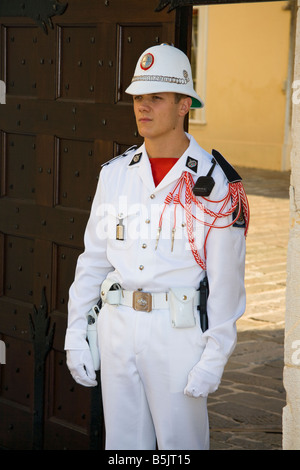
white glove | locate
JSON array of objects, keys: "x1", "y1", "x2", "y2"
[
  {"x1": 66, "y1": 349, "x2": 98, "y2": 387},
  {"x1": 184, "y1": 364, "x2": 221, "y2": 398}
]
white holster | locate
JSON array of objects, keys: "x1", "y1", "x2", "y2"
[{"x1": 86, "y1": 304, "x2": 101, "y2": 371}]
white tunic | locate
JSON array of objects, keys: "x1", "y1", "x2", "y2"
[{"x1": 65, "y1": 133, "x2": 246, "y2": 449}]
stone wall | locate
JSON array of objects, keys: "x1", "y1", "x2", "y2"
[{"x1": 283, "y1": 0, "x2": 300, "y2": 450}]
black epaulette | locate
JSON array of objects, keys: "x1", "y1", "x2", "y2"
[
  {"x1": 101, "y1": 145, "x2": 138, "y2": 167},
  {"x1": 212, "y1": 149, "x2": 242, "y2": 183},
  {"x1": 211, "y1": 150, "x2": 246, "y2": 228},
  {"x1": 192, "y1": 149, "x2": 242, "y2": 197}
]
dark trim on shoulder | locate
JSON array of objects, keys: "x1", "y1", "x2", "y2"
[
  {"x1": 101, "y1": 145, "x2": 138, "y2": 167},
  {"x1": 212, "y1": 149, "x2": 242, "y2": 183}
]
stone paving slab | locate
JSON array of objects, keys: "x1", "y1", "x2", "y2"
[{"x1": 208, "y1": 167, "x2": 290, "y2": 451}]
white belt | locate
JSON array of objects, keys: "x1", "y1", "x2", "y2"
[
  {"x1": 104, "y1": 289, "x2": 169, "y2": 312},
  {"x1": 102, "y1": 285, "x2": 201, "y2": 314}
]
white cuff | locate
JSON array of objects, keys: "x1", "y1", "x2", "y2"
[{"x1": 64, "y1": 328, "x2": 89, "y2": 350}]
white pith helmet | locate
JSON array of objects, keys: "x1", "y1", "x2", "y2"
[{"x1": 125, "y1": 43, "x2": 204, "y2": 109}]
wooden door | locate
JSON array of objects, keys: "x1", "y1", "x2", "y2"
[{"x1": 0, "y1": 0, "x2": 191, "y2": 450}]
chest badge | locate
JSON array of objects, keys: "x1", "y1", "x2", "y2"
[
  {"x1": 186, "y1": 156, "x2": 198, "y2": 173},
  {"x1": 129, "y1": 153, "x2": 142, "y2": 166},
  {"x1": 116, "y1": 217, "x2": 124, "y2": 240}
]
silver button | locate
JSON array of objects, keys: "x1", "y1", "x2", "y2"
[
  {"x1": 145, "y1": 219, "x2": 150, "y2": 224},
  {"x1": 142, "y1": 243, "x2": 147, "y2": 249},
  {"x1": 150, "y1": 194, "x2": 155, "y2": 199},
  {"x1": 139, "y1": 265, "x2": 144, "y2": 270}
]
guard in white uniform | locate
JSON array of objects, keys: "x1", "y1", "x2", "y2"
[{"x1": 65, "y1": 44, "x2": 249, "y2": 450}]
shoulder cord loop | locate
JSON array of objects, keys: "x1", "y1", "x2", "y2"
[{"x1": 155, "y1": 171, "x2": 250, "y2": 269}]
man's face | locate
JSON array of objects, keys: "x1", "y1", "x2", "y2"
[{"x1": 133, "y1": 92, "x2": 189, "y2": 141}]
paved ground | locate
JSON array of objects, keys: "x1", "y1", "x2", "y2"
[{"x1": 208, "y1": 166, "x2": 290, "y2": 451}]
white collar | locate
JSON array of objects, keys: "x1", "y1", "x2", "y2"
[{"x1": 127, "y1": 134, "x2": 213, "y2": 192}]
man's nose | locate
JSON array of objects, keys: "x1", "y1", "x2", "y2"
[{"x1": 138, "y1": 98, "x2": 151, "y2": 111}]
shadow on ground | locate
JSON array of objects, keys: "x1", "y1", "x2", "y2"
[
  {"x1": 237, "y1": 167, "x2": 290, "y2": 199},
  {"x1": 208, "y1": 328, "x2": 285, "y2": 450}
]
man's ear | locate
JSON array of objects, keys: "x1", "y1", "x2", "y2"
[{"x1": 179, "y1": 96, "x2": 192, "y2": 116}]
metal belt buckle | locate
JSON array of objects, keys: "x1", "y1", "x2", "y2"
[{"x1": 133, "y1": 291, "x2": 152, "y2": 312}]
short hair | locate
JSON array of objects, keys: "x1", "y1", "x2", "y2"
[{"x1": 174, "y1": 93, "x2": 189, "y2": 103}]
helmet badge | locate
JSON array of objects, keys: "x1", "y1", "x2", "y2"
[{"x1": 140, "y1": 53, "x2": 154, "y2": 71}]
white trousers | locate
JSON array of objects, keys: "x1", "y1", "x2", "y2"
[{"x1": 98, "y1": 303, "x2": 209, "y2": 450}]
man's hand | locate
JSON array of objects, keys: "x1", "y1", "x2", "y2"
[
  {"x1": 184, "y1": 364, "x2": 220, "y2": 398},
  {"x1": 66, "y1": 349, "x2": 98, "y2": 387}
]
